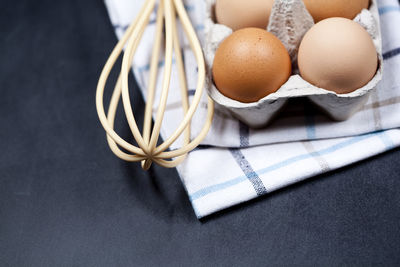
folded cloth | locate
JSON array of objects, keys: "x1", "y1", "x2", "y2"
[{"x1": 104, "y1": 0, "x2": 400, "y2": 218}]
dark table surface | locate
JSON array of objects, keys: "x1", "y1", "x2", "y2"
[{"x1": 1, "y1": 0, "x2": 400, "y2": 266}]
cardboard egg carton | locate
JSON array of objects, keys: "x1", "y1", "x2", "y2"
[{"x1": 204, "y1": 0, "x2": 383, "y2": 128}]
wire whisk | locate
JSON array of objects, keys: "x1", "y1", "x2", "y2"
[{"x1": 96, "y1": 0, "x2": 214, "y2": 170}]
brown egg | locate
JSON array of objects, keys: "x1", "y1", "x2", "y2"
[
  {"x1": 212, "y1": 28, "x2": 291, "y2": 103},
  {"x1": 303, "y1": 0, "x2": 370, "y2": 22},
  {"x1": 298, "y1": 18, "x2": 378, "y2": 94},
  {"x1": 215, "y1": 0, "x2": 274, "y2": 31}
]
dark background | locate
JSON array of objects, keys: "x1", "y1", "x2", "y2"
[{"x1": 1, "y1": 0, "x2": 400, "y2": 266}]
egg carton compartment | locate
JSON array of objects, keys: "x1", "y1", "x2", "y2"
[{"x1": 204, "y1": 0, "x2": 383, "y2": 128}]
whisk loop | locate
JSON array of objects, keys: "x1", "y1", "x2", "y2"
[{"x1": 96, "y1": 0, "x2": 214, "y2": 170}]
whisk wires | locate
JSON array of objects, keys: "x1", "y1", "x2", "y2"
[{"x1": 96, "y1": 0, "x2": 214, "y2": 170}]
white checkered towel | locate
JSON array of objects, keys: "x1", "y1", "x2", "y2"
[{"x1": 104, "y1": 0, "x2": 400, "y2": 218}]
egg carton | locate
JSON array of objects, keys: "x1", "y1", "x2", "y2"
[{"x1": 204, "y1": 0, "x2": 383, "y2": 128}]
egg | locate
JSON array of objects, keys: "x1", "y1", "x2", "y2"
[
  {"x1": 215, "y1": 0, "x2": 274, "y2": 31},
  {"x1": 212, "y1": 28, "x2": 291, "y2": 103},
  {"x1": 298, "y1": 18, "x2": 378, "y2": 94},
  {"x1": 303, "y1": 0, "x2": 370, "y2": 22}
]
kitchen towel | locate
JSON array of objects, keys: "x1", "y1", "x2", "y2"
[{"x1": 104, "y1": 0, "x2": 400, "y2": 218}]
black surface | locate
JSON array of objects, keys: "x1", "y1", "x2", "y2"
[{"x1": 1, "y1": 0, "x2": 400, "y2": 266}]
